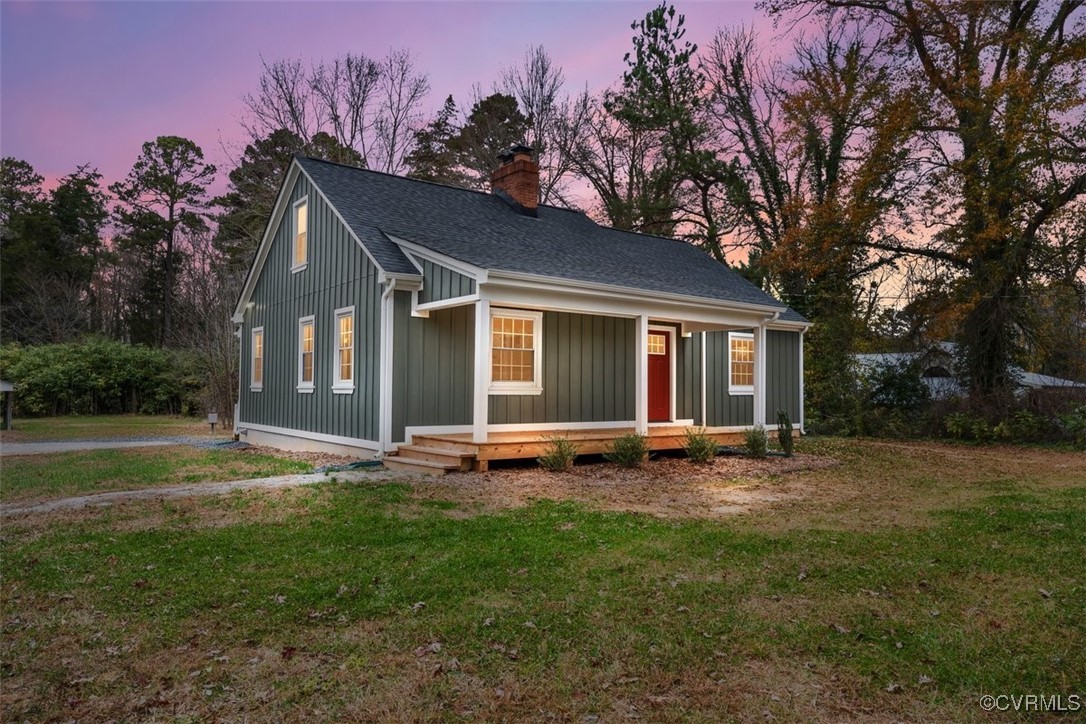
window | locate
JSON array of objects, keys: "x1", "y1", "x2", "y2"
[
  {"x1": 647, "y1": 333, "x2": 667, "y2": 355},
  {"x1": 292, "y1": 197, "x2": 308, "y2": 271},
  {"x1": 297, "y1": 315, "x2": 315, "y2": 392},
  {"x1": 729, "y1": 331, "x2": 754, "y2": 394},
  {"x1": 333, "y1": 307, "x2": 354, "y2": 392},
  {"x1": 250, "y1": 327, "x2": 264, "y2": 392},
  {"x1": 489, "y1": 309, "x2": 543, "y2": 395}
]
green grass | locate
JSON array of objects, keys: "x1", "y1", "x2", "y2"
[
  {"x1": 0, "y1": 414, "x2": 218, "y2": 442},
  {"x1": 2, "y1": 441, "x2": 1083, "y2": 720},
  {"x1": 0, "y1": 446, "x2": 312, "y2": 502}
]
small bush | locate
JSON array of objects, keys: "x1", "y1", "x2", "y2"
[
  {"x1": 682, "y1": 428, "x2": 718, "y2": 464},
  {"x1": 537, "y1": 435, "x2": 579, "y2": 472},
  {"x1": 944, "y1": 412, "x2": 972, "y2": 439},
  {"x1": 605, "y1": 432, "x2": 650, "y2": 468},
  {"x1": 776, "y1": 410, "x2": 794, "y2": 457},
  {"x1": 745, "y1": 424, "x2": 768, "y2": 458},
  {"x1": 1060, "y1": 405, "x2": 1086, "y2": 449}
]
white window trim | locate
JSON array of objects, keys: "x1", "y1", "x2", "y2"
[
  {"x1": 297, "y1": 314, "x2": 315, "y2": 393},
  {"x1": 728, "y1": 331, "x2": 755, "y2": 396},
  {"x1": 250, "y1": 326, "x2": 264, "y2": 392},
  {"x1": 332, "y1": 305, "x2": 355, "y2": 394},
  {"x1": 488, "y1": 308, "x2": 544, "y2": 396},
  {"x1": 291, "y1": 196, "x2": 309, "y2": 273}
]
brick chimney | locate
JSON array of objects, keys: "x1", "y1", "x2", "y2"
[{"x1": 490, "y1": 144, "x2": 539, "y2": 216}]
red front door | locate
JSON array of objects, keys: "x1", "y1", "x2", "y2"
[{"x1": 647, "y1": 331, "x2": 671, "y2": 422}]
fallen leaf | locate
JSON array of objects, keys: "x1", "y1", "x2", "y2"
[
  {"x1": 414, "y1": 641, "x2": 442, "y2": 657},
  {"x1": 1039, "y1": 588, "x2": 1051, "y2": 599},
  {"x1": 831, "y1": 623, "x2": 850, "y2": 635}
]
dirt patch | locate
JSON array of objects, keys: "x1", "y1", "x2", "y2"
[
  {"x1": 411, "y1": 453, "x2": 838, "y2": 520},
  {"x1": 235, "y1": 444, "x2": 366, "y2": 470}
]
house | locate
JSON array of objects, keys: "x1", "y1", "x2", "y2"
[
  {"x1": 232, "y1": 146, "x2": 810, "y2": 473},
  {"x1": 854, "y1": 342, "x2": 1086, "y2": 400}
]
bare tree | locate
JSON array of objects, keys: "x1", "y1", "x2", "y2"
[
  {"x1": 240, "y1": 49, "x2": 430, "y2": 173},
  {"x1": 310, "y1": 54, "x2": 382, "y2": 164},
  {"x1": 173, "y1": 232, "x2": 243, "y2": 426},
  {"x1": 500, "y1": 46, "x2": 585, "y2": 204},
  {"x1": 372, "y1": 49, "x2": 431, "y2": 174}
]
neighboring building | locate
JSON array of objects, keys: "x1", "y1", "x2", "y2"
[
  {"x1": 854, "y1": 342, "x2": 1086, "y2": 400},
  {"x1": 232, "y1": 146, "x2": 810, "y2": 472}
]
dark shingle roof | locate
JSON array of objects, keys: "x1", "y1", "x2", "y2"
[{"x1": 297, "y1": 156, "x2": 806, "y2": 322}]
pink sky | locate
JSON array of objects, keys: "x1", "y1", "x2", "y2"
[{"x1": 1, "y1": 1, "x2": 788, "y2": 195}]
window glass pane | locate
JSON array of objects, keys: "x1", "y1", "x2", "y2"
[
  {"x1": 730, "y1": 336, "x2": 754, "y2": 387},
  {"x1": 294, "y1": 201, "x2": 308, "y2": 265},
  {"x1": 648, "y1": 333, "x2": 666, "y2": 355},
  {"x1": 491, "y1": 315, "x2": 537, "y2": 384},
  {"x1": 301, "y1": 322, "x2": 314, "y2": 383}
]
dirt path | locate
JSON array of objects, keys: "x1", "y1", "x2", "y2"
[
  {"x1": 0, "y1": 439, "x2": 189, "y2": 456},
  {"x1": 0, "y1": 468, "x2": 404, "y2": 517}
]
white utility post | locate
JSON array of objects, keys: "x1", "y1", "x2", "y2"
[
  {"x1": 635, "y1": 314, "x2": 649, "y2": 435},
  {"x1": 472, "y1": 299, "x2": 491, "y2": 443},
  {"x1": 753, "y1": 323, "x2": 767, "y2": 427}
]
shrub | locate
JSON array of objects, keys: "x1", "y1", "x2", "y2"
[
  {"x1": 0, "y1": 339, "x2": 203, "y2": 417},
  {"x1": 745, "y1": 424, "x2": 768, "y2": 458},
  {"x1": 944, "y1": 412, "x2": 972, "y2": 439},
  {"x1": 776, "y1": 410, "x2": 795, "y2": 457},
  {"x1": 537, "y1": 435, "x2": 579, "y2": 472},
  {"x1": 1060, "y1": 405, "x2": 1086, "y2": 449},
  {"x1": 682, "y1": 428, "x2": 718, "y2": 464},
  {"x1": 605, "y1": 432, "x2": 650, "y2": 468}
]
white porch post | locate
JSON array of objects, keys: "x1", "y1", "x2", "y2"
[
  {"x1": 635, "y1": 314, "x2": 649, "y2": 435},
  {"x1": 798, "y1": 327, "x2": 806, "y2": 433},
  {"x1": 753, "y1": 323, "x2": 767, "y2": 427},
  {"x1": 472, "y1": 299, "x2": 491, "y2": 443}
]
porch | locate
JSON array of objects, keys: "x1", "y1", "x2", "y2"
[{"x1": 384, "y1": 425, "x2": 759, "y2": 474}]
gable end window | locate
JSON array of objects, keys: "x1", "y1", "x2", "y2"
[
  {"x1": 489, "y1": 309, "x2": 543, "y2": 395},
  {"x1": 728, "y1": 331, "x2": 754, "y2": 395},
  {"x1": 292, "y1": 197, "x2": 308, "y2": 272},
  {"x1": 332, "y1": 306, "x2": 355, "y2": 393},
  {"x1": 297, "y1": 315, "x2": 315, "y2": 392},
  {"x1": 250, "y1": 327, "x2": 264, "y2": 392}
]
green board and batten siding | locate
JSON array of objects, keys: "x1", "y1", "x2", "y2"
[
  {"x1": 239, "y1": 174, "x2": 382, "y2": 443},
  {"x1": 489, "y1": 312, "x2": 636, "y2": 426},
  {"x1": 418, "y1": 259, "x2": 475, "y2": 304},
  {"x1": 391, "y1": 292, "x2": 473, "y2": 441},
  {"x1": 704, "y1": 330, "x2": 801, "y2": 427}
]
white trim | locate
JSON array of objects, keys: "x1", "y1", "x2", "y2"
[
  {"x1": 291, "y1": 196, "x2": 309, "y2": 272},
  {"x1": 488, "y1": 420, "x2": 633, "y2": 433},
  {"x1": 379, "y1": 280, "x2": 397, "y2": 452},
  {"x1": 234, "y1": 324, "x2": 244, "y2": 434},
  {"x1": 414, "y1": 292, "x2": 479, "y2": 317},
  {"x1": 488, "y1": 308, "x2": 544, "y2": 395},
  {"x1": 728, "y1": 331, "x2": 755, "y2": 396},
  {"x1": 391, "y1": 236, "x2": 486, "y2": 281},
  {"x1": 297, "y1": 315, "x2": 315, "y2": 392},
  {"x1": 648, "y1": 324, "x2": 678, "y2": 423},
  {"x1": 238, "y1": 421, "x2": 380, "y2": 454},
  {"x1": 700, "y1": 331, "x2": 707, "y2": 427},
  {"x1": 753, "y1": 325, "x2": 767, "y2": 426},
  {"x1": 798, "y1": 328, "x2": 806, "y2": 434},
  {"x1": 485, "y1": 269, "x2": 810, "y2": 328},
  {"x1": 332, "y1": 305, "x2": 355, "y2": 393},
  {"x1": 250, "y1": 326, "x2": 264, "y2": 392},
  {"x1": 652, "y1": 418, "x2": 694, "y2": 427},
  {"x1": 635, "y1": 314, "x2": 649, "y2": 435},
  {"x1": 472, "y1": 299, "x2": 490, "y2": 443},
  {"x1": 405, "y1": 424, "x2": 474, "y2": 439}
]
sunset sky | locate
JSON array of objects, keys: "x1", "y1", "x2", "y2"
[{"x1": 1, "y1": 1, "x2": 787, "y2": 195}]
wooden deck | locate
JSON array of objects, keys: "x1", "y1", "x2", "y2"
[{"x1": 384, "y1": 425, "x2": 752, "y2": 474}]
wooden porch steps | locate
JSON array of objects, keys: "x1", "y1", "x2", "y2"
[{"x1": 383, "y1": 444, "x2": 475, "y2": 476}]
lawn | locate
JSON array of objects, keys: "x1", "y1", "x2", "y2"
[
  {"x1": 0, "y1": 414, "x2": 219, "y2": 442},
  {"x1": 0, "y1": 446, "x2": 312, "y2": 503},
  {"x1": 1, "y1": 439, "x2": 1083, "y2": 721}
]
